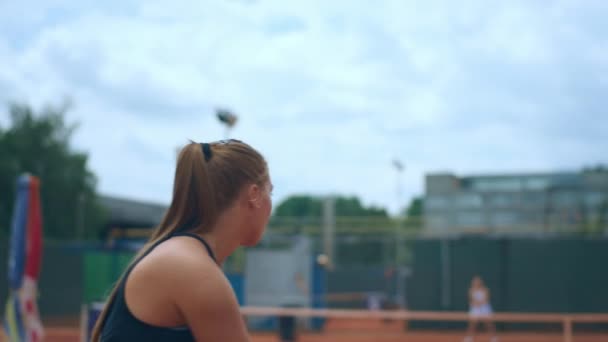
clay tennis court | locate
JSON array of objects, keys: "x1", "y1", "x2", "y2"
[{"x1": 30, "y1": 317, "x2": 608, "y2": 342}]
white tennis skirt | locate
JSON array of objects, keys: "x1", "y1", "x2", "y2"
[{"x1": 469, "y1": 304, "x2": 493, "y2": 318}]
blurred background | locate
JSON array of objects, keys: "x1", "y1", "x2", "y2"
[{"x1": 1, "y1": 1, "x2": 607, "y2": 341}]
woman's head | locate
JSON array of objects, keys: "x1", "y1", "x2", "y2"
[
  {"x1": 159, "y1": 139, "x2": 271, "y2": 245},
  {"x1": 472, "y1": 275, "x2": 484, "y2": 288}
]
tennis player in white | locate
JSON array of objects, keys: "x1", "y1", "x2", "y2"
[{"x1": 464, "y1": 275, "x2": 498, "y2": 342}]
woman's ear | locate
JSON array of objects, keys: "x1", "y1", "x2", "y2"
[{"x1": 247, "y1": 184, "x2": 262, "y2": 208}]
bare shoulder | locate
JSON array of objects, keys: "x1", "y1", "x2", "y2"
[
  {"x1": 125, "y1": 236, "x2": 221, "y2": 326},
  {"x1": 130, "y1": 236, "x2": 228, "y2": 303},
  {"x1": 145, "y1": 237, "x2": 249, "y2": 341},
  {"x1": 150, "y1": 236, "x2": 219, "y2": 274},
  {"x1": 142, "y1": 236, "x2": 229, "y2": 301}
]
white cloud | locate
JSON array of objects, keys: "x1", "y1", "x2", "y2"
[{"x1": 1, "y1": 0, "x2": 607, "y2": 214}]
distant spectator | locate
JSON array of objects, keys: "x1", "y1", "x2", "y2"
[{"x1": 464, "y1": 275, "x2": 498, "y2": 342}]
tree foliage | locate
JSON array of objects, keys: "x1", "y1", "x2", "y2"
[
  {"x1": 0, "y1": 102, "x2": 105, "y2": 239},
  {"x1": 405, "y1": 196, "x2": 424, "y2": 218},
  {"x1": 273, "y1": 194, "x2": 388, "y2": 218}
]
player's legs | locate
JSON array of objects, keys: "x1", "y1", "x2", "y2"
[
  {"x1": 484, "y1": 319, "x2": 498, "y2": 341},
  {"x1": 464, "y1": 318, "x2": 478, "y2": 342}
]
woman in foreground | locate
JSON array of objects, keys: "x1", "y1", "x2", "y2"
[{"x1": 91, "y1": 140, "x2": 272, "y2": 341}]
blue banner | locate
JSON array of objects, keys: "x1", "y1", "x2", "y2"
[{"x1": 8, "y1": 175, "x2": 30, "y2": 290}]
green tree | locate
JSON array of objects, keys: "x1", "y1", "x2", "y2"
[
  {"x1": 273, "y1": 195, "x2": 322, "y2": 218},
  {"x1": 273, "y1": 195, "x2": 388, "y2": 218},
  {"x1": 405, "y1": 196, "x2": 424, "y2": 218},
  {"x1": 334, "y1": 196, "x2": 388, "y2": 217},
  {"x1": 0, "y1": 102, "x2": 105, "y2": 239}
]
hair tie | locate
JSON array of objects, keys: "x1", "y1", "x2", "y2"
[{"x1": 201, "y1": 143, "x2": 212, "y2": 161}]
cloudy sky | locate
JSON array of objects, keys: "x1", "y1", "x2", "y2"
[{"x1": 1, "y1": 0, "x2": 607, "y2": 214}]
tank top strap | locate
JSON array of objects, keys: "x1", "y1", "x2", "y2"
[
  {"x1": 170, "y1": 232, "x2": 217, "y2": 262},
  {"x1": 121, "y1": 235, "x2": 173, "y2": 278}
]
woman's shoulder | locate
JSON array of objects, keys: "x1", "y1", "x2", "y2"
[
  {"x1": 136, "y1": 237, "x2": 230, "y2": 303},
  {"x1": 144, "y1": 236, "x2": 219, "y2": 278},
  {"x1": 123, "y1": 236, "x2": 234, "y2": 331},
  {"x1": 130, "y1": 237, "x2": 219, "y2": 289}
]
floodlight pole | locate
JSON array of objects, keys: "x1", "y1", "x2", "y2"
[
  {"x1": 393, "y1": 160, "x2": 405, "y2": 308},
  {"x1": 322, "y1": 196, "x2": 336, "y2": 271}
]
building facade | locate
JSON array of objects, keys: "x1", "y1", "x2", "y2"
[{"x1": 423, "y1": 169, "x2": 608, "y2": 235}]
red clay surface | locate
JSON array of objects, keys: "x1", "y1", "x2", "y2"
[
  {"x1": 36, "y1": 329, "x2": 608, "y2": 342},
  {"x1": 5, "y1": 318, "x2": 607, "y2": 342}
]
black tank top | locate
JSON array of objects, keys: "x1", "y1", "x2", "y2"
[{"x1": 99, "y1": 233, "x2": 216, "y2": 342}]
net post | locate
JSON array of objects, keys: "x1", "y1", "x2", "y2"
[
  {"x1": 563, "y1": 316, "x2": 573, "y2": 342},
  {"x1": 278, "y1": 305, "x2": 298, "y2": 342},
  {"x1": 80, "y1": 303, "x2": 88, "y2": 342}
]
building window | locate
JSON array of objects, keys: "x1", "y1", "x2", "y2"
[
  {"x1": 585, "y1": 192, "x2": 605, "y2": 209},
  {"x1": 521, "y1": 192, "x2": 546, "y2": 206},
  {"x1": 454, "y1": 193, "x2": 482, "y2": 208},
  {"x1": 550, "y1": 191, "x2": 580, "y2": 207},
  {"x1": 425, "y1": 196, "x2": 450, "y2": 210},
  {"x1": 487, "y1": 194, "x2": 517, "y2": 207},
  {"x1": 471, "y1": 178, "x2": 523, "y2": 192},
  {"x1": 523, "y1": 177, "x2": 550, "y2": 191},
  {"x1": 492, "y1": 211, "x2": 519, "y2": 227},
  {"x1": 456, "y1": 212, "x2": 484, "y2": 228}
]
